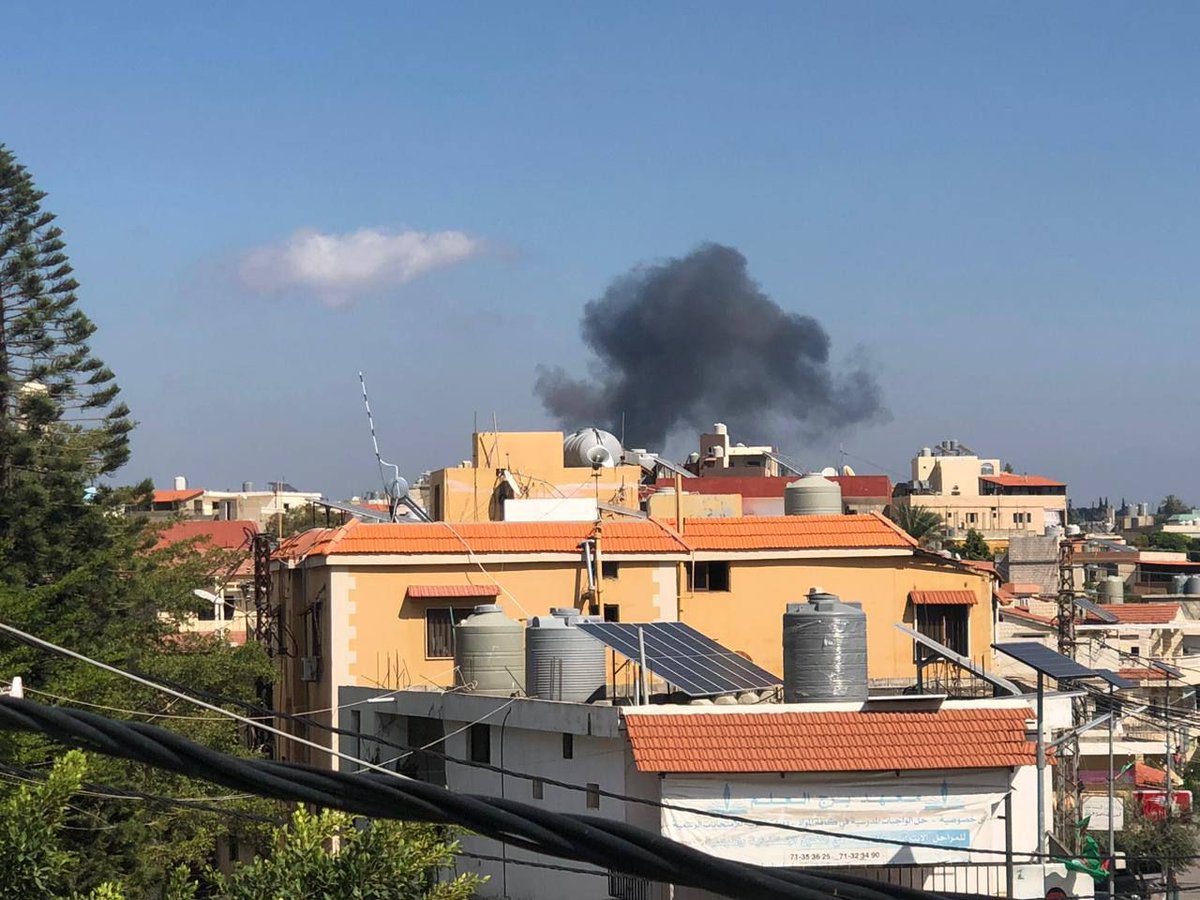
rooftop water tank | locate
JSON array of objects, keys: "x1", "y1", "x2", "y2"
[
  {"x1": 783, "y1": 589, "x2": 868, "y2": 703},
  {"x1": 784, "y1": 475, "x2": 843, "y2": 517},
  {"x1": 1065, "y1": 524, "x2": 1082, "y2": 537},
  {"x1": 1173, "y1": 574, "x2": 1189, "y2": 594},
  {"x1": 1099, "y1": 576, "x2": 1124, "y2": 605},
  {"x1": 1186, "y1": 576, "x2": 1200, "y2": 596},
  {"x1": 563, "y1": 428, "x2": 623, "y2": 469},
  {"x1": 454, "y1": 604, "x2": 525, "y2": 695},
  {"x1": 526, "y1": 611, "x2": 606, "y2": 702}
]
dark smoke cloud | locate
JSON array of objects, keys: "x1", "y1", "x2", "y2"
[{"x1": 534, "y1": 243, "x2": 886, "y2": 450}]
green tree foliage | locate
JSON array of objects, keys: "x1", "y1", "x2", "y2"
[
  {"x1": 888, "y1": 504, "x2": 945, "y2": 547},
  {"x1": 1158, "y1": 494, "x2": 1191, "y2": 518},
  {"x1": 1115, "y1": 805, "x2": 1200, "y2": 894},
  {"x1": 0, "y1": 750, "x2": 127, "y2": 900},
  {"x1": 948, "y1": 528, "x2": 993, "y2": 561},
  {"x1": 204, "y1": 808, "x2": 481, "y2": 900},
  {"x1": 0, "y1": 147, "x2": 278, "y2": 894},
  {"x1": 1149, "y1": 530, "x2": 1192, "y2": 552}
]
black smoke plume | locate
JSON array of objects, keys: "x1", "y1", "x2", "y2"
[{"x1": 534, "y1": 243, "x2": 886, "y2": 450}]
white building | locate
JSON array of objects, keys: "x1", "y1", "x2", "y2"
[{"x1": 340, "y1": 688, "x2": 1049, "y2": 900}]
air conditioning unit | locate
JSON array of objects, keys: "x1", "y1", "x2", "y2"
[
  {"x1": 300, "y1": 657, "x2": 321, "y2": 682},
  {"x1": 1012, "y1": 864, "x2": 1094, "y2": 900}
]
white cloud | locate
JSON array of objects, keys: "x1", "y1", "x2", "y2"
[{"x1": 239, "y1": 227, "x2": 481, "y2": 305}]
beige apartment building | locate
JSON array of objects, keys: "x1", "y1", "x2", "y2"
[{"x1": 891, "y1": 440, "x2": 1067, "y2": 542}]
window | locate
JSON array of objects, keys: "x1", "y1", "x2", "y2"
[
  {"x1": 603, "y1": 604, "x2": 621, "y2": 622},
  {"x1": 425, "y1": 607, "x2": 474, "y2": 658},
  {"x1": 349, "y1": 709, "x2": 362, "y2": 766},
  {"x1": 914, "y1": 604, "x2": 969, "y2": 656},
  {"x1": 532, "y1": 778, "x2": 544, "y2": 800},
  {"x1": 967, "y1": 513, "x2": 977, "y2": 524},
  {"x1": 689, "y1": 561, "x2": 730, "y2": 592},
  {"x1": 586, "y1": 782, "x2": 600, "y2": 809},
  {"x1": 601, "y1": 561, "x2": 620, "y2": 580},
  {"x1": 980, "y1": 463, "x2": 995, "y2": 475},
  {"x1": 469, "y1": 723, "x2": 490, "y2": 764},
  {"x1": 1130, "y1": 646, "x2": 1140, "y2": 657},
  {"x1": 562, "y1": 733, "x2": 574, "y2": 759}
]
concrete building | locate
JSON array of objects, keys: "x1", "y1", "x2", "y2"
[
  {"x1": 132, "y1": 476, "x2": 321, "y2": 530},
  {"x1": 892, "y1": 441, "x2": 1067, "y2": 542},
  {"x1": 647, "y1": 475, "x2": 892, "y2": 518},
  {"x1": 339, "y1": 688, "x2": 1046, "y2": 900},
  {"x1": 270, "y1": 513, "x2": 996, "y2": 765},
  {"x1": 153, "y1": 518, "x2": 258, "y2": 643},
  {"x1": 427, "y1": 430, "x2": 643, "y2": 522}
]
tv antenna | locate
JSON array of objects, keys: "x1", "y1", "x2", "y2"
[{"x1": 358, "y1": 372, "x2": 431, "y2": 523}]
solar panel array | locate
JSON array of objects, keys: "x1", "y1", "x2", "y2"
[
  {"x1": 575, "y1": 621, "x2": 781, "y2": 697},
  {"x1": 992, "y1": 642, "x2": 1101, "y2": 681},
  {"x1": 1072, "y1": 597, "x2": 1119, "y2": 624}
]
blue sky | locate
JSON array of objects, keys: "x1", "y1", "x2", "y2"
[{"x1": 2, "y1": 3, "x2": 1197, "y2": 503}]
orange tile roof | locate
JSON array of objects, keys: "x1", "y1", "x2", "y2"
[
  {"x1": 910, "y1": 590, "x2": 978, "y2": 606},
  {"x1": 277, "y1": 519, "x2": 690, "y2": 559},
  {"x1": 1090, "y1": 603, "x2": 1181, "y2": 625},
  {"x1": 406, "y1": 584, "x2": 501, "y2": 599},
  {"x1": 624, "y1": 708, "x2": 1036, "y2": 773},
  {"x1": 671, "y1": 513, "x2": 917, "y2": 552},
  {"x1": 275, "y1": 513, "x2": 917, "y2": 560},
  {"x1": 153, "y1": 488, "x2": 204, "y2": 504},
  {"x1": 980, "y1": 474, "x2": 1066, "y2": 488},
  {"x1": 1135, "y1": 763, "x2": 1167, "y2": 788}
]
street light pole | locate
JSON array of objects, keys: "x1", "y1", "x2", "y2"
[
  {"x1": 1037, "y1": 671, "x2": 1046, "y2": 857},
  {"x1": 1108, "y1": 681, "x2": 1116, "y2": 900}
]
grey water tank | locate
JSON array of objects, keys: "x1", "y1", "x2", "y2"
[
  {"x1": 1186, "y1": 576, "x2": 1200, "y2": 596},
  {"x1": 1099, "y1": 576, "x2": 1125, "y2": 605},
  {"x1": 783, "y1": 589, "x2": 868, "y2": 703},
  {"x1": 784, "y1": 475, "x2": 843, "y2": 517},
  {"x1": 526, "y1": 612, "x2": 606, "y2": 702},
  {"x1": 454, "y1": 604, "x2": 525, "y2": 695},
  {"x1": 1173, "y1": 574, "x2": 1189, "y2": 594}
]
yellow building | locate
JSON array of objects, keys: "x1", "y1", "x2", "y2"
[
  {"x1": 426, "y1": 430, "x2": 643, "y2": 522},
  {"x1": 271, "y1": 513, "x2": 994, "y2": 765},
  {"x1": 892, "y1": 441, "x2": 1067, "y2": 540}
]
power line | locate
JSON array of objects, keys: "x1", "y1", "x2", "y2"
[
  {"x1": 0, "y1": 698, "x2": 958, "y2": 900},
  {"x1": 0, "y1": 618, "x2": 1072, "y2": 868}
]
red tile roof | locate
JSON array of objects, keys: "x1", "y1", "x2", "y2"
[
  {"x1": 276, "y1": 513, "x2": 917, "y2": 560},
  {"x1": 1000, "y1": 607, "x2": 1055, "y2": 626},
  {"x1": 623, "y1": 708, "x2": 1036, "y2": 773},
  {"x1": 153, "y1": 488, "x2": 204, "y2": 504},
  {"x1": 1090, "y1": 603, "x2": 1180, "y2": 625},
  {"x1": 406, "y1": 584, "x2": 502, "y2": 599},
  {"x1": 1118, "y1": 667, "x2": 1170, "y2": 681},
  {"x1": 671, "y1": 513, "x2": 917, "y2": 552},
  {"x1": 831, "y1": 475, "x2": 893, "y2": 498},
  {"x1": 980, "y1": 474, "x2": 1065, "y2": 488},
  {"x1": 962, "y1": 559, "x2": 998, "y2": 577},
  {"x1": 910, "y1": 590, "x2": 978, "y2": 606},
  {"x1": 154, "y1": 520, "x2": 257, "y2": 552}
]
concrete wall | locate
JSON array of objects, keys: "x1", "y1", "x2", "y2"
[{"x1": 680, "y1": 556, "x2": 993, "y2": 679}]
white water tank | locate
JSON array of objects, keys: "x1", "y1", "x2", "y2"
[
  {"x1": 173, "y1": 475, "x2": 187, "y2": 491},
  {"x1": 563, "y1": 428, "x2": 623, "y2": 469},
  {"x1": 1099, "y1": 576, "x2": 1124, "y2": 605},
  {"x1": 784, "y1": 475, "x2": 843, "y2": 516},
  {"x1": 454, "y1": 605, "x2": 525, "y2": 695}
]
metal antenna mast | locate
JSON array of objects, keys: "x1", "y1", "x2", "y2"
[{"x1": 358, "y1": 373, "x2": 432, "y2": 523}]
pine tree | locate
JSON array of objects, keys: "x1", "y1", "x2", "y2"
[{"x1": 0, "y1": 145, "x2": 132, "y2": 586}]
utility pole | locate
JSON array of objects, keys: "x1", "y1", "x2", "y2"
[{"x1": 1056, "y1": 537, "x2": 1076, "y2": 657}]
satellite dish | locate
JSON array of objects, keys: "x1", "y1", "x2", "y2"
[
  {"x1": 820, "y1": 466, "x2": 838, "y2": 477},
  {"x1": 842, "y1": 465, "x2": 856, "y2": 477},
  {"x1": 586, "y1": 445, "x2": 613, "y2": 469},
  {"x1": 192, "y1": 589, "x2": 220, "y2": 604}
]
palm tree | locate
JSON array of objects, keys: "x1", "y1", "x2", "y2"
[{"x1": 889, "y1": 504, "x2": 946, "y2": 548}]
